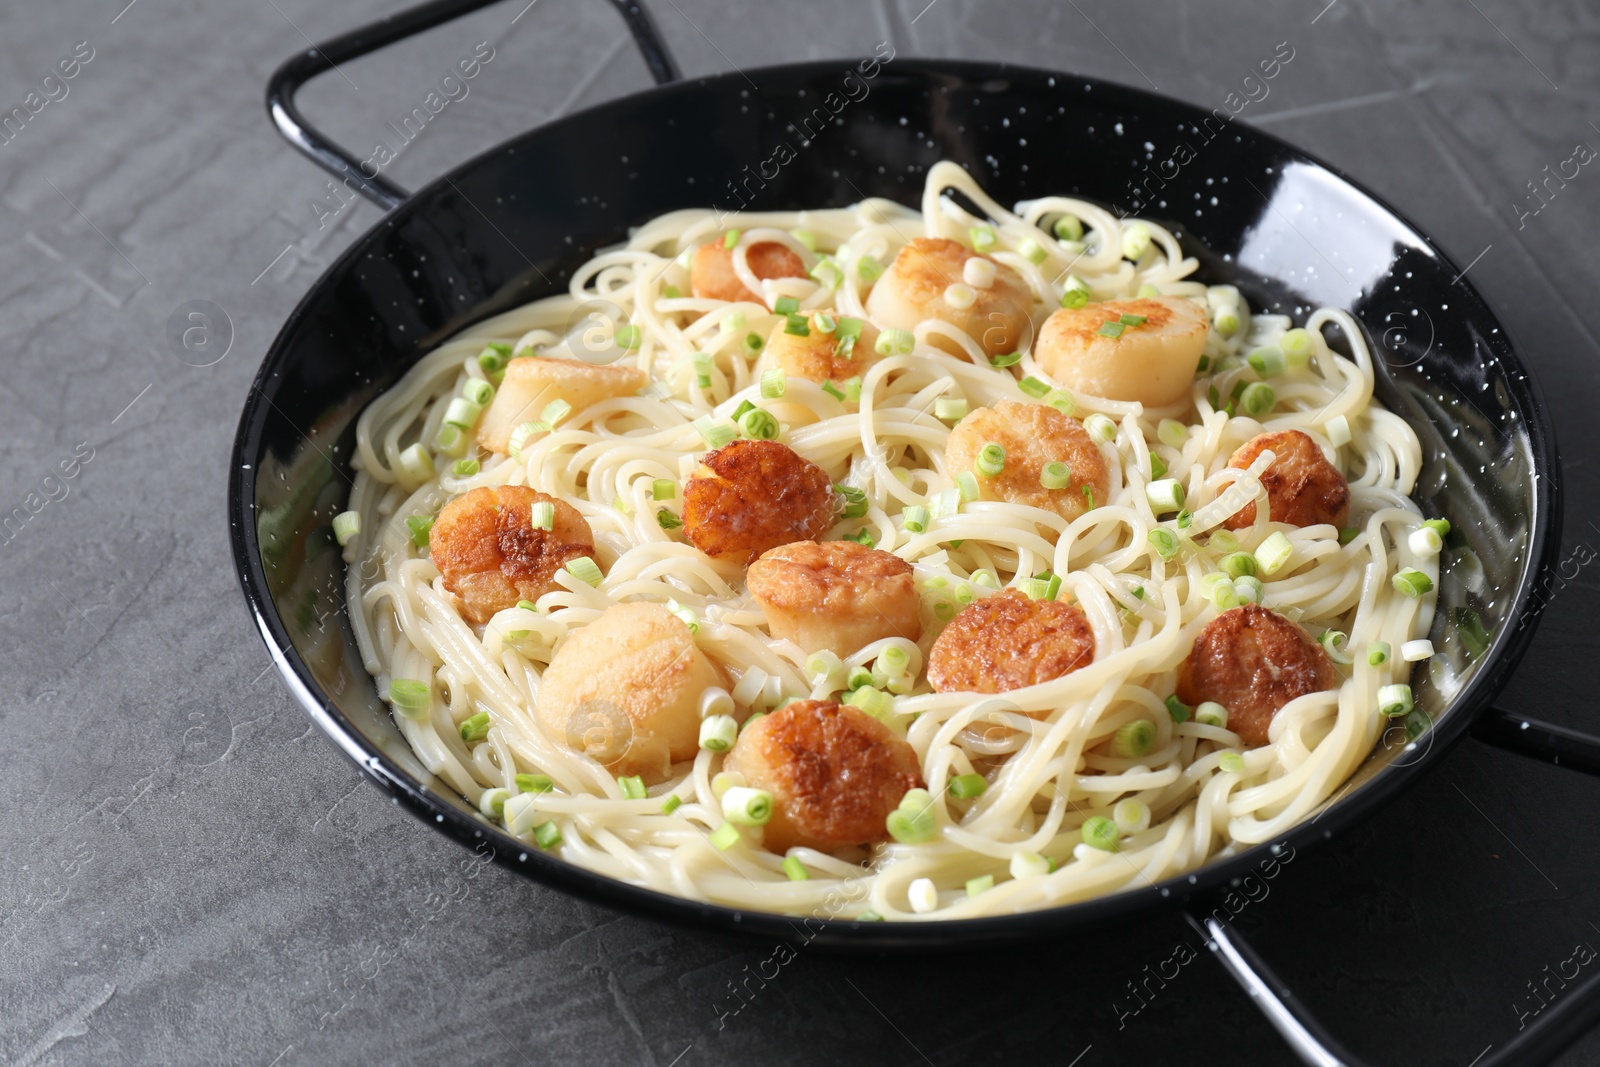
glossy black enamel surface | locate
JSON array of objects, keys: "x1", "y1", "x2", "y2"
[{"x1": 230, "y1": 59, "x2": 1561, "y2": 949}]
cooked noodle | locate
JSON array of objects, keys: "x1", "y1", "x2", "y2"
[{"x1": 338, "y1": 162, "x2": 1431, "y2": 920}]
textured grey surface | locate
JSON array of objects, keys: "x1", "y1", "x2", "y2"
[{"x1": 3, "y1": 0, "x2": 1599, "y2": 1064}]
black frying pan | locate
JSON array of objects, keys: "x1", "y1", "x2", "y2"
[{"x1": 231, "y1": 1, "x2": 1600, "y2": 1061}]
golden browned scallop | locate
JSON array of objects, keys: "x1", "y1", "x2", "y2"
[
  {"x1": 927, "y1": 589, "x2": 1096, "y2": 694},
  {"x1": 746, "y1": 540, "x2": 921, "y2": 656},
  {"x1": 723, "y1": 699, "x2": 924, "y2": 853},
  {"x1": 944, "y1": 400, "x2": 1109, "y2": 522},
  {"x1": 1175, "y1": 604, "x2": 1339, "y2": 748},
  {"x1": 430, "y1": 485, "x2": 595, "y2": 625},
  {"x1": 763, "y1": 314, "x2": 880, "y2": 384},
  {"x1": 691, "y1": 240, "x2": 808, "y2": 303},
  {"x1": 477, "y1": 356, "x2": 648, "y2": 454},
  {"x1": 1034, "y1": 297, "x2": 1208, "y2": 406},
  {"x1": 537, "y1": 602, "x2": 726, "y2": 783},
  {"x1": 681, "y1": 439, "x2": 836, "y2": 565},
  {"x1": 864, "y1": 237, "x2": 1033, "y2": 360},
  {"x1": 1222, "y1": 429, "x2": 1350, "y2": 530}
]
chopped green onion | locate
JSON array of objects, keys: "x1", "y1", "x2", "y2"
[
  {"x1": 811, "y1": 257, "x2": 843, "y2": 290},
  {"x1": 1041, "y1": 461, "x2": 1072, "y2": 490},
  {"x1": 693, "y1": 415, "x2": 738, "y2": 449},
  {"x1": 443, "y1": 398, "x2": 482, "y2": 431},
  {"x1": 886, "y1": 804, "x2": 937, "y2": 844},
  {"x1": 533, "y1": 821, "x2": 563, "y2": 850},
  {"x1": 564, "y1": 556, "x2": 603, "y2": 587},
  {"x1": 856, "y1": 255, "x2": 883, "y2": 282},
  {"x1": 1054, "y1": 215, "x2": 1084, "y2": 242},
  {"x1": 1158, "y1": 418, "x2": 1188, "y2": 448},
  {"x1": 1423, "y1": 518, "x2": 1451, "y2": 537},
  {"x1": 1280, "y1": 328, "x2": 1314, "y2": 367},
  {"x1": 1149, "y1": 528, "x2": 1179, "y2": 560},
  {"x1": 1019, "y1": 238, "x2": 1047, "y2": 264},
  {"x1": 652, "y1": 478, "x2": 676, "y2": 501},
  {"x1": 708, "y1": 822, "x2": 741, "y2": 850},
  {"x1": 434, "y1": 423, "x2": 465, "y2": 454},
  {"x1": 976, "y1": 443, "x2": 1006, "y2": 477},
  {"x1": 1368, "y1": 642, "x2": 1391, "y2": 666},
  {"x1": 835, "y1": 318, "x2": 864, "y2": 345},
  {"x1": 820, "y1": 380, "x2": 847, "y2": 402},
  {"x1": 1084, "y1": 413, "x2": 1117, "y2": 443},
  {"x1": 969, "y1": 224, "x2": 997, "y2": 252},
  {"x1": 1137, "y1": 283, "x2": 1161, "y2": 298},
  {"x1": 789, "y1": 227, "x2": 817, "y2": 251},
  {"x1": 516, "y1": 773, "x2": 554, "y2": 793},
  {"x1": 332, "y1": 511, "x2": 361, "y2": 546},
  {"x1": 813, "y1": 312, "x2": 837, "y2": 336},
  {"x1": 614, "y1": 324, "x2": 642, "y2": 349},
  {"x1": 451, "y1": 458, "x2": 481, "y2": 479},
  {"x1": 389, "y1": 679, "x2": 430, "y2": 717},
  {"x1": 837, "y1": 484, "x2": 869, "y2": 519},
  {"x1": 1176, "y1": 509, "x2": 1193, "y2": 529},
  {"x1": 902, "y1": 505, "x2": 930, "y2": 533},
  {"x1": 1098, "y1": 320, "x2": 1126, "y2": 339},
  {"x1": 948, "y1": 773, "x2": 987, "y2": 800},
  {"x1": 1210, "y1": 580, "x2": 1241, "y2": 610},
  {"x1": 1324, "y1": 414, "x2": 1352, "y2": 448},
  {"x1": 782, "y1": 855, "x2": 810, "y2": 881},
  {"x1": 699, "y1": 714, "x2": 738, "y2": 752},
  {"x1": 462, "y1": 379, "x2": 495, "y2": 407},
  {"x1": 1082, "y1": 485, "x2": 1096, "y2": 510},
  {"x1": 1060, "y1": 276, "x2": 1091, "y2": 308},
  {"x1": 656, "y1": 508, "x2": 682, "y2": 530},
  {"x1": 1232, "y1": 575, "x2": 1264, "y2": 604},
  {"x1": 459, "y1": 711, "x2": 491, "y2": 742},
  {"x1": 1393, "y1": 568, "x2": 1433, "y2": 597},
  {"x1": 1046, "y1": 389, "x2": 1076, "y2": 416},
  {"x1": 406, "y1": 513, "x2": 435, "y2": 549},
  {"x1": 1318, "y1": 629, "x2": 1353, "y2": 665},
  {"x1": 784, "y1": 313, "x2": 810, "y2": 337},
  {"x1": 739, "y1": 408, "x2": 780, "y2": 440},
  {"x1": 1220, "y1": 552, "x2": 1257, "y2": 579},
  {"x1": 879, "y1": 645, "x2": 910, "y2": 677},
  {"x1": 1214, "y1": 308, "x2": 1241, "y2": 337},
  {"x1": 773, "y1": 296, "x2": 800, "y2": 316},
  {"x1": 479, "y1": 787, "x2": 510, "y2": 818},
  {"x1": 663, "y1": 285, "x2": 682, "y2": 299},
  {"x1": 723, "y1": 230, "x2": 741, "y2": 249},
  {"x1": 845, "y1": 685, "x2": 894, "y2": 722},
  {"x1": 1081, "y1": 815, "x2": 1119, "y2": 851},
  {"x1": 528, "y1": 501, "x2": 555, "y2": 531},
  {"x1": 1255, "y1": 531, "x2": 1294, "y2": 576},
  {"x1": 846, "y1": 665, "x2": 875, "y2": 692},
  {"x1": 841, "y1": 376, "x2": 862, "y2": 403},
  {"x1": 960, "y1": 874, "x2": 994, "y2": 899},
  {"x1": 1112, "y1": 719, "x2": 1156, "y2": 758},
  {"x1": 616, "y1": 775, "x2": 646, "y2": 800},
  {"x1": 956, "y1": 471, "x2": 980, "y2": 502},
  {"x1": 1218, "y1": 752, "x2": 1246, "y2": 775},
  {"x1": 1018, "y1": 375, "x2": 1051, "y2": 399},
  {"x1": 1165, "y1": 694, "x2": 1191, "y2": 723},
  {"x1": 935, "y1": 397, "x2": 968, "y2": 422},
  {"x1": 756, "y1": 370, "x2": 787, "y2": 403},
  {"x1": 876, "y1": 327, "x2": 915, "y2": 356},
  {"x1": 1403, "y1": 707, "x2": 1431, "y2": 743},
  {"x1": 1195, "y1": 701, "x2": 1228, "y2": 728},
  {"x1": 1378, "y1": 683, "x2": 1414, "y2": 717},
  {"x1": 1339, "y1": 527, "x2": 1360, "y2": 546},
  {"x1": 1409, "y1": 526, "x2": 1444, "y2": 557},
  {"x1": 1150, "y1": 455, "x2": 1168, "y2": 480},
  {"x1": 1120, "y1": 313, "x2": 1148, "y2": 326},
  {"x1": 1146, "y1": 478, "x2": 1185, "y2": 514},
  {"x1": 1010, "y1": 850, "x2": 1051, "y2": 879},
  {"x1": 661, "y1": 794, "x2": 683, "y2": 815},
  {"x1": 1402, "y1": 639, "x2": 1435, "y2": 662},
  {"x1": 722, "y1": 786, "x2": 774, "y2": 826},
  {"x1": 1239, "y1": 382, "x2": 1276, "y2": 418},
  {"x1": 1010, "y1": 575, "x2": 1048, "y2": 600},
  {"x1": 989, "y1": 350, "x2": 1023, "y2": 368},
  {"x1": 1247, "y1": 345, "x2": 1287, "y2": 377},
  {"x1": 1120, "y1": 222, "x2": 1151, "y2": 260}
]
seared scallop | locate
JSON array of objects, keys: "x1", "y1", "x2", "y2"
[
  {"x1": 864, "y1": 237, "x2": 1033, "y2": 360},
  {"x1": 927, "y1": 589, "x2": 1096, "y2": 694},
  {"x1": 1222, "y1": 429, "x2": 1350, "y2": 530},
  {"x1": 1175, "y1": 604, "x2": 1339, "y2": 748},
  {"x1": 537, "y1": 602, "x2": 726, "y2": 783},
  {"x1": 746, "y1": 540, "x2": 921, "y2": 657},
  {"x1": 763, "y1": 314, "x2": 880, "y2": 384},
  {"x1": 723, "y1": 699, "x2": 924, "y2": 853},
  {"x1": 944, "y1": 400, "x2": 1109, "y2": 522},
  {"x1": 682, "y1": 439, "x2": 836, "y2": 565},
  {"x1": 691, "y1": 240, "x2": 808, "y2": 303},
  {"x1": 1034, "y1": 297, "x2": 1208, "y2": 406},
  {"x1": 430, "y1": 485, "x2": 595, "y2": 625},
  {"x1": 477, "y1": 356, "x2": 648, "y2": 454}
]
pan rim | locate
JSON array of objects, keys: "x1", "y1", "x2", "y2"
[{"x1": 230, "y1": 56, "x2": 1562, "y2": 948}]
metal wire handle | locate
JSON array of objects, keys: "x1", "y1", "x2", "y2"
[{"x1": 264, "y1": 0, "x2": 680, "y2": 210}]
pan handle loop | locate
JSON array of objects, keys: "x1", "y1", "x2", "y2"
[
  {"x1": 1188, "y1": 906, "x2": 1600, "y2": 1065},
  {"x1": 264, "y1": 0, "x2": 681, "y2": 211}
]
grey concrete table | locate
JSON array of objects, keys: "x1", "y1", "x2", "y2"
[{"x1": 4, "y1": 0, "x2": 1599, "y2": 1064}]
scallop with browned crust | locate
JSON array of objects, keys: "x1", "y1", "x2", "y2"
[
  {"x1": 691, "y1": 240, "x2": 808, "y2": 303},
  {"x1": 538, "y1": 602, "x2": 726, "y2": 783},
  {"x1": 682, "y1": 439, "x2": 836, "y2": 565},
  {"x1": 864, "y1": 237, "x2": 1033, "y2": 360},
  {"x1": 1034, "y1": 297, "x2": 1208, "y2": 406},
  {"x1": 746, "y1": 540, "x2": 921, "y2": 657},
  {"x1": 1175, "y1": 604, "x2": 1339, "y2": 748},
  {"x1": 944, "y1": 400, "x2": 1109, "y2": 523},
  {"x1": 1222, "y1": 429, "x2": 1349, "y2": 530},
  {"x1": 477, "y1": 356, "x2": 648, "y2": 455},
  {"x1": 763, "y1": 314, "x2": 880, "y2": 384},
  {"x1": 723, "y1": 699, "x2": 924, "y2": 854},
  {"x1": 430, "y1": 485, "x2": 595, "y2": 625},
  {"x1": 927, "y1": 588, "x2": 1096, "y2": 694}
]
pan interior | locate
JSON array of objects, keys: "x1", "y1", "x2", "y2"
[{"x1": 238, "y1": 60, "x2": 1548, "y2": 932}]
